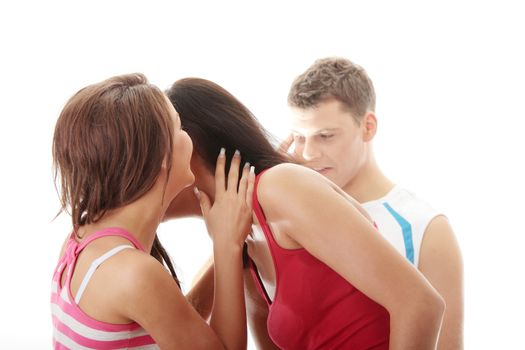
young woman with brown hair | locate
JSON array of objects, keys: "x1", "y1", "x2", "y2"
[
  {"x1": 165, "y1": 78, "x2": 446, "y2": 350},
  {"x1": 51, "y1": 73, "x2": 254, "y2": 350}
]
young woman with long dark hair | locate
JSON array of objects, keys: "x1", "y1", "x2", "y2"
[{"x1": 165, "y1": 77, "x2": 445, "y2": 350}]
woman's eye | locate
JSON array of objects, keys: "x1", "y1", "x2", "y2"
[{"x1": 320, "y1": 134, "x2": 333, "y2": 139}]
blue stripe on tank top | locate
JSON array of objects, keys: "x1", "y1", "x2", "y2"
[{"x1": 383, "y1": 203, "x2": 414, "y2": 264}]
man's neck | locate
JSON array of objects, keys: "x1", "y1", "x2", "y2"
[{"x1": 342, "y1": 157, "x2": 395, "y2": 204}]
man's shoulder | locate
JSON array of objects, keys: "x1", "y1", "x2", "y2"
[{"x1": 371, "y1": 186, "x2": 439, "y2": 214}]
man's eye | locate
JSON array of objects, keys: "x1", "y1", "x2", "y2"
[{"x1": 320, "y1": 134, "x2": 334, "y2": 139}]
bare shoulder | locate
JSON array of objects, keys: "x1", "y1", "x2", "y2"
[
  {"x1": 114, "y1": 249, "x2": 176, "y2": 292},
  {"x1": 426, "y1": 215, "x2": 454, "y2": 234},
  {"x1": 257, "y1": 163, "x2": 332, "y2": 204},
  {"x1": 421, "y1": 215, "x2": 458, "y2": 249},
  {"x1": 258, "y1": 162, "x2": 316, "y2": 184},
  {"x1": 257, "y1": 163, "x2": 369, "y2": 221},
  {"x1": 96, "y1": 249, "x2": 223, "y2": 349},
  {"x1": 95, "y1": 248, "x2": 181, "y2": 315},
  {"x1": 419, "y1": 215, "x2": 462, "y2": 270},
  {"x1": 81, "y1": 237, "x2": 170, "y2": 289}
]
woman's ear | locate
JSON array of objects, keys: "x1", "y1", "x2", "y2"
[
  {"x1": 362, "y1": 111, "x2": 377, "y2": 142},
  {"x1": 190, "y1": 153, "x2": 216, "y2": 201},
  {"x1": 190, "y1": 153, "x2": 208, "y2": 180}
]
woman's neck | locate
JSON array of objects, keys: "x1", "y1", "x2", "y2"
[{"x1": 79, "y1": 187, "x2": 167, "y2": 253}]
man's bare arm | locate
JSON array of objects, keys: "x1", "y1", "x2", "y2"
[{"x1": 419, "y1": 216, "x2": 464, "y2": 349}]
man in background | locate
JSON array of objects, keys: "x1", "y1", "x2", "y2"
[{"x1": 276, "y1": 57, "x2": 463, "y2": 349}]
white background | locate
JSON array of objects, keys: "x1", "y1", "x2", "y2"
[{"x1": 1, "y1": 1, "x2": 524, "y2": 348}]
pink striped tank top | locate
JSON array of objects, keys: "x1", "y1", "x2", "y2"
[{"x1": 50, "y1": 227, "x2": 159, "y2": 349}]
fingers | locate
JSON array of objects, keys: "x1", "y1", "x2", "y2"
[
  {"x1": 215, "y1": 148, "x2": 250, "y2": 197},
  {"x1": 237, "y1": 161, "x2": 250, "y2": 196},
  {"x1": 278, "y1": 133, "x2": 294, "y2": 154},
  {"x1": 194, "y1": 187, "x2": 211, "y2": 216},
  {"x1": 214, "y1": 148, "x2": 226, "y2": 196},
  {"x1": 246, "y1": 165, "x2": 255, "y2": 210},
  {"x1": 227, "y1": 150, "x2": 241, "y2": 192}
]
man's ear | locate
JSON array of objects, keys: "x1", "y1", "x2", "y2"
[{"x1": 362, "y1": 111, "x2": 377, "y2": 142}]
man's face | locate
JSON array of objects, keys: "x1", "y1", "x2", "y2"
[{"x1": 290, "y1": 99, "x2": 368, "y2": 190}]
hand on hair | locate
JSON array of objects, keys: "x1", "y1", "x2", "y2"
[
  {"x1": 194, "y1": 149, "x2": 255, "y2": 248},
  {"x1": 278, "y1": 133, "x2": 304, "y2": 164}
]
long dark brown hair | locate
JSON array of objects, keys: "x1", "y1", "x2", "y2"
[
  {"x1": 165, "y1": 78, "x2": 288, "y2": 174},
  {"x1": 53, "y1": 73, "x2": 180, "y2": 286},
  {"x1": 166, "y1": 78, "x2": 289, "y2": 267}
]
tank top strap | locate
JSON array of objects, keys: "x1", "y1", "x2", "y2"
[
  {"x1": 252, "y1": 170, "x2": 280, "y2": 249},
  {"x1": 250, "y1": 169, "x2": 286, "y2": 307},
  {"x1": 74, "y1": 244, "x2": 135, "y2": 303},
  {"x1": 55, "y1": 227, "x2": 145, "y2": 302},
  {"x1": 76, "y1": 227, "x2": 146, "y2": 253},
  {"x1": 248, "y1": 257, "x2": 273, "y2": 306}
]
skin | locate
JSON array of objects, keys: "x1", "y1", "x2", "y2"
[
  {"x1": 170, "y1": 157, "x2": 446, "y2": 349},
  {"x1": 256, "y1": 163, "x2": 445, "y2": 349},
  {"x1": 182, "y1": 97, "x2": 461, "y2": 349},
  {"x1": 57, "y1": 100, "x2": 255, "y2": 350},
  {"x1": 280, "y1": 98, "x2": 464, "y2": 349}
]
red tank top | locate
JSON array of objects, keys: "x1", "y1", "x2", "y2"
[{"x1": 249, "y1": 172, "x2": 390, "y2": 349}]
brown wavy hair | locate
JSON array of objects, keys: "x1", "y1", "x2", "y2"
[
  {"x1": 288, "y1": 57, "x2": 376, "y2": 124},
  {"x1": 52, "y1": 73, "x2": 180, "y2": 286}
]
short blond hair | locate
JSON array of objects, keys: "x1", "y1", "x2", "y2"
[{"x1": 288, "y1": 57, "x2": 376, "y2": 123}]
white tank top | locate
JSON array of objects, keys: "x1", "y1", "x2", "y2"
[{"x1": 362, "y1": 186, "x2": 442, "y2": 267}]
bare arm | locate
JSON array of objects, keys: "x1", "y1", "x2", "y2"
[
  {"x1": 258, "y1": 164, "x2": 445, "y2": 350},
  {"x1": 188, "y1": 255, "x2": 282, "y2": 350},
  {"x1": 187, "y1": 257, "x2": 214, "y2": 320},
  {"x1": 187, "y1": 258, "x2": 281, "y2": 350},
  {"x1": 419, "y1": 216, "x2": 464, "y2": 350},
  {"x1": 195, "y1": 150, "x2": 254, "y2": 350},
  {"x1": 120, "y1": 256, "x2": 226, "y2": 349},
  {"x1": 118, "y1": 152, "x2": 253, "y2": 350}
]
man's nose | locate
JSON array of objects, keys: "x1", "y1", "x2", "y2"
[{"x1": 302, "y1": 139, "x2": 321, "y2": 161}]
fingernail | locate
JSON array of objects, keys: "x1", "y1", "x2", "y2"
[
  {"x1": 244, "y1": 162, "x2": 250, "y2": 169},
  {"x1": 234, "y1": 149, "x2": 240, "y2": 157},
  {"x1": 219, "y1": 148, "x2": 225, "y2": 157},
  {"x1": 250, "y1": 166, "x2": 255, "y2": 175},
  {"x1": 193, "y1": 186, "x2": 200, "y2": 198}
]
